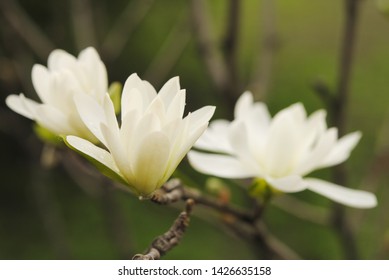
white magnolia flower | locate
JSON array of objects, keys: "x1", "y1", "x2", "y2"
[
  {"x1": 6, "y1": 47, "x2": 108, "y2": 141},
  {"x1": 188, "y1": 91, "x2": 377, "y2": 208},
  {"x1": 66, "y1": 73, "x2": 215, "y2": 197}
]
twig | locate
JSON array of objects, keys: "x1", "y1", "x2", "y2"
[
  {"x1": 331, "y1": 0, "x2": 362, "y2": 260},
  {"x1": 133, "y1": 199, "x2": 195, "y2": 260},
  {"x1": 151, "y1": 179, "x2": 258, "y2": 222},
  {"x1": 248, "y1": 0, "x2": 279, "y2": 101},
  {"x1": 0, "y1": 0, "x2": 55, "y2": 60},
  {"x1": 254, "y1": 222, "x2": 301, "y2": 260},
  {"x1": 223, "y1": 0, "x2": 241, "y2": 102}
]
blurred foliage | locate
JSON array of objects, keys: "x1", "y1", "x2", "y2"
[{"x1": 0, "y1": 0, "x2": 389, "y2": 259}]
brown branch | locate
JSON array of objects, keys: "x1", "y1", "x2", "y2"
[
  {"x1": 151, "y1": 179, "x2": 259, "y2": 222},
  {"x1": 331, "y1": 0, "x2": 362, "y2": 260},
  {"x1": 248, "y1": 0, "x2": 279, "y2": 101},
  {"x1": 223, "y1": 0, "x2": 241, "y2": 102},
  {"x1": 133, "y1": 199, "x2": 195, "y2": 260}
]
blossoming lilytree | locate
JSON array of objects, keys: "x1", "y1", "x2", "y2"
[
  {"x1": 188, "y1": 91, "x2": 377, "y2": 208},
  {"x1": 6, "y1": 47, "x2": 108, "y2": 142},
  {"x1": 66, "y1": 73, "x2": 215, "y2": 197}
]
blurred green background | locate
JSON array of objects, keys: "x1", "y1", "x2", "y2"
[{"x1": 0, "y1": 0, "x2": 388, "y2": 259}]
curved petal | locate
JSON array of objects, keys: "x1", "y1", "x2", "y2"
[
  {"x1": 194, "y1": 119, "x2": 232, "y2": 153},
  {"x1": 66, "y1": 135, "x2": 120, "y2": 174},
  {"x1": 48, "y1": 49, "x2": 77, "y2": 71},
  {"x1": 34, "y1": 105, "x2": 73, "y2": 135},
  {"x1": 319, "y1": 131, "x2": 361, "y2": 168},
  {"x1": 305, "y1": 178, "x2": 377, "y2": 208},
  {"x1": 78, "y1": 47, "x2": 107, "y2": 98},
  {"x1": 267, "y1": 175, "x2": 308, "y2": 193},
  {"x1": 186, "y1": 106, "x2": 216, "y2": 132},
  {"x1": 234, "y1": 91, "x2": 253, "y2": 119},
  {"x1": 131, "y1": 131, "x2": 171, "y2": 195},
  {"x1": 31, "y1": 65, "x2": 51, "y2": 104},
  {"x1": 296, "y1": 127, "x2": 338, "y2": 176},
  {"x1": 73, "y1": 94, "x2": 106, "y2": 145},
  {"x1": 264, "y1": 109, "x2": 301, "y2": 177},
  {"x1": 158, "y1": 76, "x2": 180, "y2": 107},
  {"x1": 6, "y1": 94, "x2": 38, "y2": 120},
  {"x1": 188, "y1": 151, "x2": 257, "y2": 178},
  {"x1": 100, "y1": 123, "x2": 132, "y2": 179},
  {"x1": 166, "y1": 89, "x2": 186, "y2": 121}
]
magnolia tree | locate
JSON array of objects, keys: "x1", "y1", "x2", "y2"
[
  {"x1": 2, "y1": 0, "x2": 384, "y2": 260},
  {"x1": 5, "y1": 45, "x2": 377, "y2": 259}
]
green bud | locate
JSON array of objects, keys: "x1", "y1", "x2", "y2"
[
  {"x1": 205, "y1": 177, "x2": 226, "y2": 194},
  {"x1": 108, "y1": 82, "x2": 122, "y2": 114},
  {"x1": 248, "y1": 178, "x2": 282, "y2": 203}
]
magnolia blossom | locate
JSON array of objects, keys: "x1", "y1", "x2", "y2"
[
  {"x1": 6, "y1": 47, "x2": 108, "y2": 141},
  {"x1": 188, "y1": 92, "x2": 377, "y2": 208},
  {"x1": 66, "y1": 74, "x2": 215, "y2": 196}
]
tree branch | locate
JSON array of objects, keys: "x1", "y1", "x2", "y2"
[
  {"x1": 223, "y1": 0, "x2": 241, "y2": 102},
  {"x1": 132, "y1": 199, "x2": 195, "y2": 260},
  {"x1": 331, "y1": 0, "x2": 362, "y2": 260},
  {"x1": 249, "y1": 0, "x2": 279, "y2": 101},
  {"x1": 151, "y1": 179, "x2": 259, "y2": 222}
]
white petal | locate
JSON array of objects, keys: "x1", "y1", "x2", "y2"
[
  {"x1": 31, "y1": 65, "x2": 51, "y2": 104},
  {"x1": 158, "y1": 76, "x2": 180, "y2": 107},
  {"x1": 100, "y1": 123, "x2": 132, "y2": 179},
  {"x1": 34, "y1": 105, "x2": 73, "y2": 135},
  {"x1": 121, "y1": 73, "x2": 156, "y2": 117},
  {"x1": 131, "y1": 131, "x2": 171, "y2": 195},
  {"x1": 145, "y1": 95, "x2": 166, "y2": 122},
  {"x1": 186, "y1": 105, "x2": 216, "y2": 132},
  {"x1": 296, "y1": 127, "x2": 338, "y2": 175},
  {"x1": 6, "y1": 94, "x2": 38, "y2": 120},
  {"x1": 305, "y1": 178, "x2": 377, "y2": 208},
  {"x1": 264, "y1": 109, "x2": 301, "y2": 177},
  {"x1": 48, "y1": 49, "x2": 77, "y2": 71},
  {"x1": 78, "y1": 47, "x2": 108, "y2": 98},
  {"x1": 234, "y1": 91, "x2": 254, "y2": 119},
  {"x1": 188, "y1": 151, "x2": 257, "y2": 178},
  {"x1": 228, "y1": 121, "x2": 263, "y2": 174},
  {"x1": 266, "y1": 175, "x2": 308, "y2": 193},
  {"x1": 120, "y1": 110, "x2": 139, "y2": 155},
  {"x1": 319, "y1": 131, "x2": 361, "y2": 168},
  {"x1": 194, "y1": 119, "x2": 232, "y2": 153},
  {"x1": 103, "y1": 94, "x2": 119, "y2": 133},
  {"x1": 166, "y1": 89, "x2": 186, "y2": 121},
  {"x1": 73, "y1": 94, "x2": 106, "y2": 145},
  {"x1": 165, "y1": 120, "x2": 208, "y2": 177},
  {"x1": 66, "y1": 135, "x2": 120, "y2": 175},
  {"x1": 275, "y1": 102, "x2": 306, "y2": 123}
]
